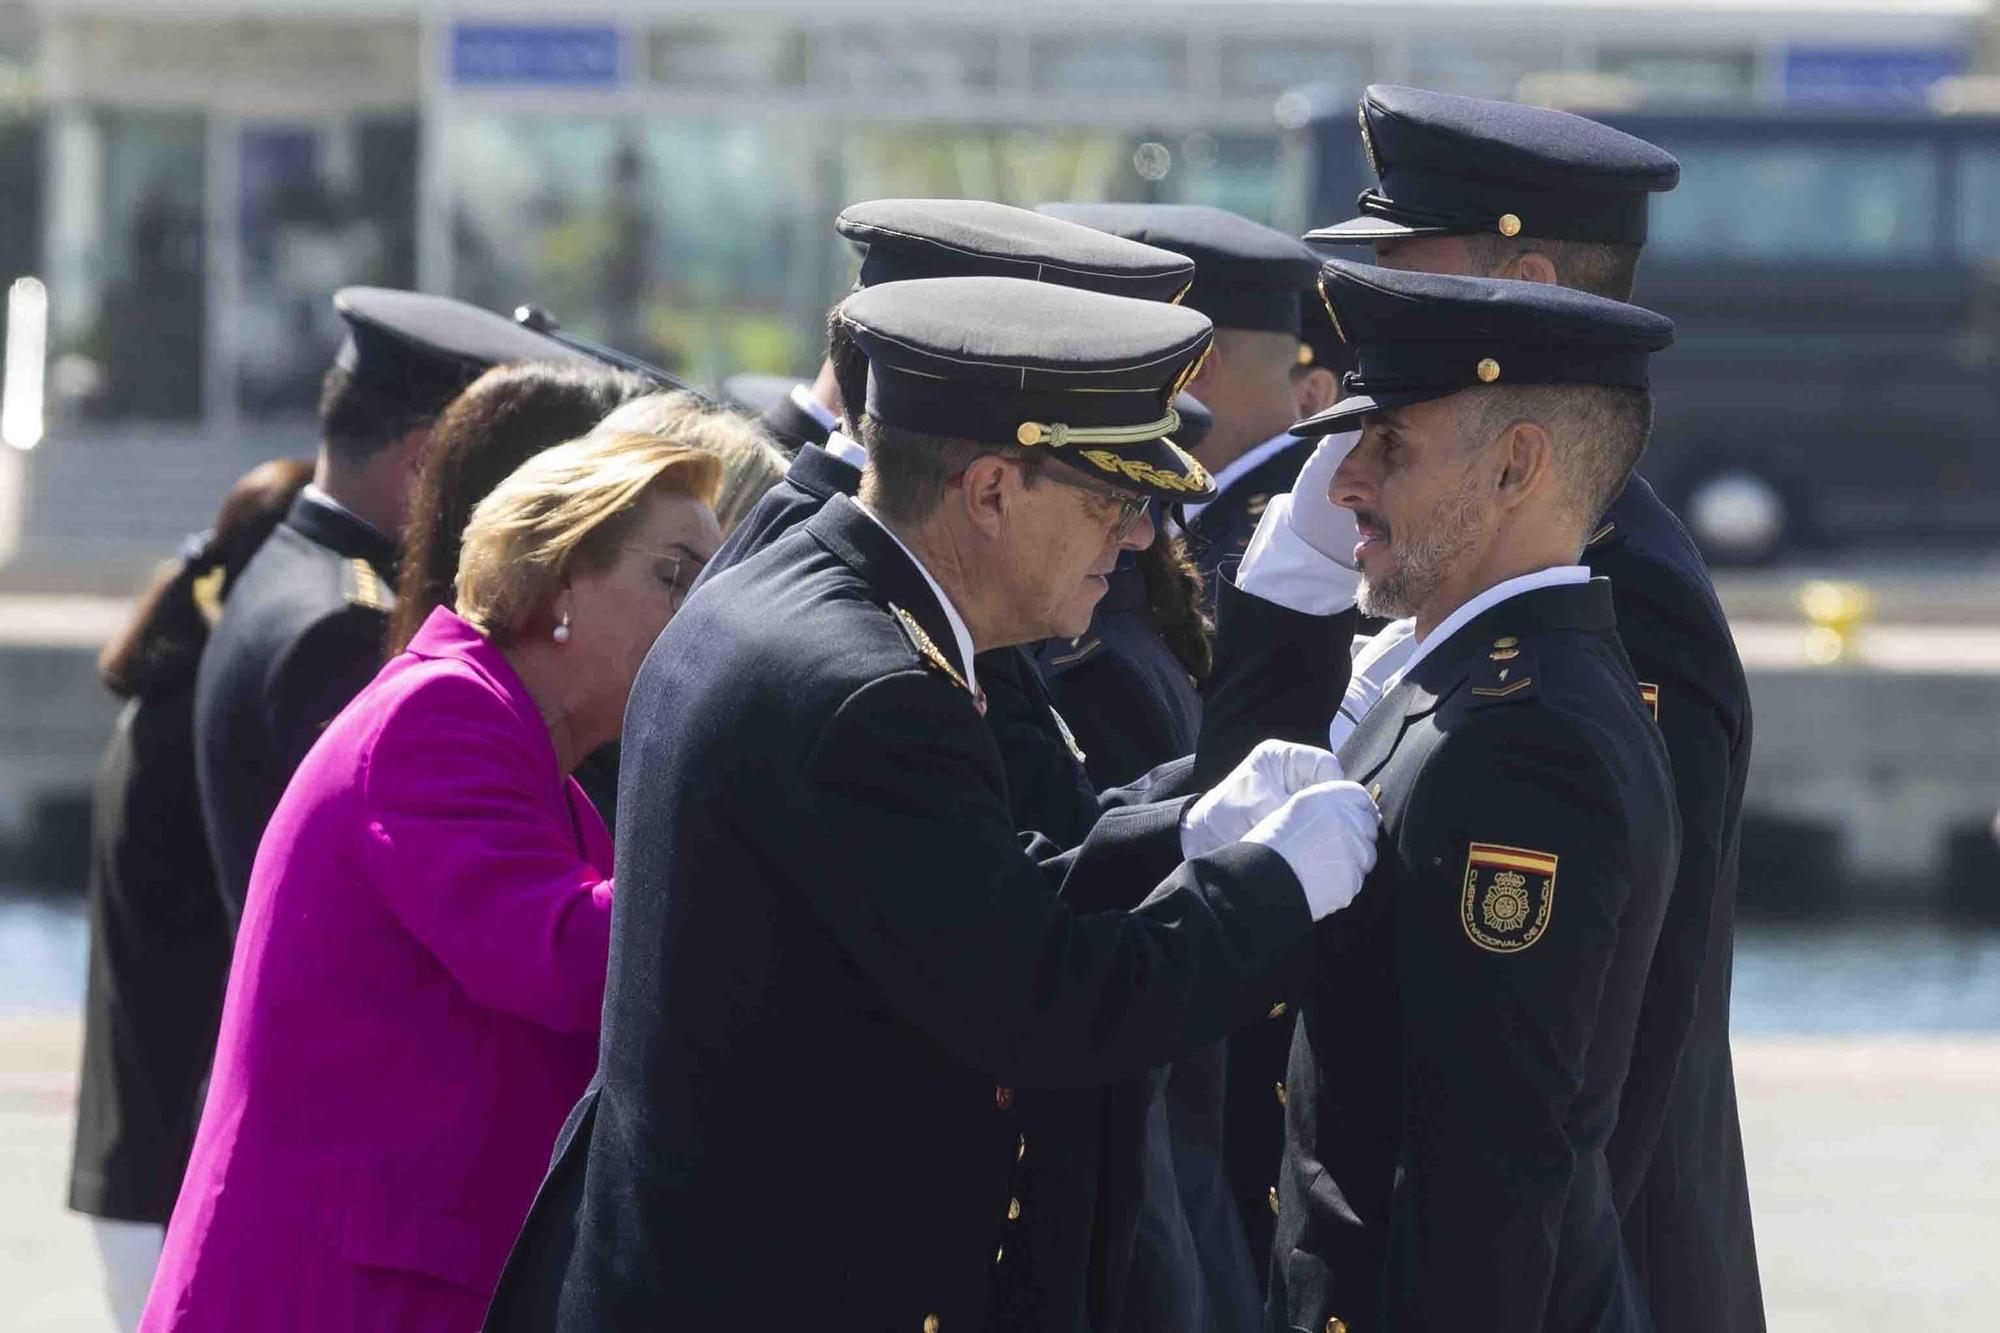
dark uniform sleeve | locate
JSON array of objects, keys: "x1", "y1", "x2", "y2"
[
  {"x1": 1387, "y1": 711, "x2": 1667, "y2": 1331},
  {"x1": 260, "y1": 604, "x2": 388, "y2": 781},
  {"x1": 792, "y1": 668, "x2": 1314, "y2": 1089},
  {"x1": 213, "y1": 605, "x2": 384, "y2": 925},
  {"x1": 1193, "y1": 577, "x2": 1357, "y2": 788},
  {"x1": 1603, "y1": 612, "x2": 1737, "y2": 1211}
]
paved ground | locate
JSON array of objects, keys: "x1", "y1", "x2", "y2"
[{"x1": 3, "y1": 1015, "x2": 1996, "y2": 1330}]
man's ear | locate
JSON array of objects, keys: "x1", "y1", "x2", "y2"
[
  {"x1": 1292, "y1": 366, "x2": 1340, "y2": 420},
  {"x1": 958, "y1": 453, "x2": 1015, "y2": 538},
  {"x1": 1497, "y1": 249, "x2": 1559, "y2": 286},
  {"x1": 1493, "y1": 419, "x2": 1555, "y2": 511}
]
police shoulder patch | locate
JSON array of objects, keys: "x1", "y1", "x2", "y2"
[
  {"x1": 1461, "y1": 842, "x2": 1557, "y2": 953},
  {"x1": 341, "y1": 558, "x2": 395, "y2": 614}
]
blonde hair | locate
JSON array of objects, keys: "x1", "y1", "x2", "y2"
[
  {"x1": 455, "y1": 425, "x2": 722, "y2": 643},
  {"x1": 593, "y1": 391, "x2": 788, "y2": 536}
]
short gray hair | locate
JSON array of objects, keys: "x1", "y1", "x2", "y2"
[{"x1": 1470, "y1": 383, "x2": 1652, "y2": 529}]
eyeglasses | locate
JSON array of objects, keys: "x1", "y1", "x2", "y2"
[
  {"x1": 1041, "y1": 469, "x2": 1150, "y2": 544},
  {"x1": 621, "y1": 544, "x2": 709, "y2": 609}
]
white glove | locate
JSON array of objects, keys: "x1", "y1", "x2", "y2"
[
  {"x1": 1181, "y1": 739, "x2": 1344, "y2": 861},
  {"x1": 1244, "y1": 778, "x2": 1381, "y2": 921},
  {"x1": 1235, "y1": 431, "x2": 1364, "y2": 614},
  {"x1": 1329, "y1": 620, "x2": 1420, "y2": 749}
]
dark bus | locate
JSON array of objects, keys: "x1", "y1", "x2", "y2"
[{"x1": 1303, "y1": 104, "x2": 2000, "y2": 562}]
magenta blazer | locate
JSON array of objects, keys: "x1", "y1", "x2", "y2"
[{"x1": 144, "y1": 608, "x2": 613, "y2": 1330}]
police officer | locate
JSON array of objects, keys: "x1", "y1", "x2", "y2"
[
  {"x1": 1266, "y1": 258, "x2": 1680, "y2": 1333},
  {"x1": 1028, "y1": 392, "x2": 1214, "y2": 790},
  {"x1": 485, "y1": 274, "x2": 1384, "y2": 1331},
  {"x1": 1039, "y1": 202, "x2": 1334, "y2": 1300},
  {"x1": 1039, "y1": 203, "x2": 1322, "y2": 612},
  {"x1": 192, "y1": 288, "x2": 598, "y2": 928},
  {"x1": 1311, "y1": 84, "x2": 1763, "y2": 1332}
]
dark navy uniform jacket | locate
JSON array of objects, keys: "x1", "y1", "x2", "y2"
[
  {"x1": 1034, "y1": 551, "x2": 1202, "y2": 791},
  {"x1": 678, "y1": 435, "x2": 1357, "y2": 1331},
  {"x1": 1588, "y1": 477, "x2": 1764, "y2": 1332},
  {"x1": 485, "y1": 496, "x2": 1320, "y2": 1332},
  {"x1": 1181, "y1": 437, "x2": 1316, "y2": 617},
  {"x1": 1270, "y1": 579, "x2": 1679, "y2": 1333},
  {"x1": 192, "y1": 492, "x2": 395, "y2": 928}
]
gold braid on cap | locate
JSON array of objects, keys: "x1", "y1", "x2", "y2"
[{"x1": 1016, "y1": 407, "x2": 1180, "y2": 449}]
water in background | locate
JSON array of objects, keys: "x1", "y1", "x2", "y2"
[{"x1": 6, "y1": 888, "x2": 2000, "y2": 1031}]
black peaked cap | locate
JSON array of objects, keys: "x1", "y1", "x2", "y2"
[
  {"x1": 1038, "y1": 202, "x2": 1319, "y2": 335},
  {"x1": 1309, "y1": 84, "x2": 1680, "y2": 246},
  {"x1": 1293, "y1": 258, "x2": 1673, "y2": 435},
  {"x1": 839, "y1": 275, "x2": 1216, "y2": 502},
  {"x1": 837, "y1": 198, "x2": 1194, "y2": 302},
  {"x1": 333, "y1": 287, "x2": 597, "y2": 420}
]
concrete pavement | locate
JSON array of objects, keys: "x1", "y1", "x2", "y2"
[{"x1": 2, "y1": 1014, "x2": 1996, "y2": 1330}]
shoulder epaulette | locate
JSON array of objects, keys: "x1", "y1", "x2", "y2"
[
  {"x1": 341, "y1": 558, "x2": 396, "y2": 615},
  {"x1": 1466, "y1": 633, "x2": 1541, "y2": 708},
  {"x1": 889, "y1": 603, "x2": 972, "y2": 698}
]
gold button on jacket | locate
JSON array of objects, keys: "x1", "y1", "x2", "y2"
[{"x1": 923, "y1": 1316, "x2": 940, "y2": 1333}]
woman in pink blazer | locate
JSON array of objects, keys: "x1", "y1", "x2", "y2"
[{"x1": 144, "y1": 410, "x2": 744, "y2": 1330}]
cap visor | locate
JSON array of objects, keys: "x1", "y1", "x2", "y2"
[
  {"x1": 1291, "y1": 393, "x2": 1385, "y2": 436},
  {"x1": 1304, "y1": 215, "x2": 1453, "y2": 245},
  {"x1": 1055, "y1": 434, "x2": 1216, "y2": 504}
]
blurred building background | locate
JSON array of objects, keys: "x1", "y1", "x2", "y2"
[
  {"x1": 0, "y1": 0, "x2": 1995, "y2": 575},
  {"x1": 1, "y1": 0, "x2": 1999, "y2": 902}
]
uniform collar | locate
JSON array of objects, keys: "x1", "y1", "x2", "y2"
[
  {"x1": 805, "y1": 496, "x2": 979, "y2": 700},
  {"x1": 1386, "y1": 565, "x2": 1589, "y2": 692},
  {"x1": 1340, "y1": 576, "x2": 1617, "y2": 783},
  {"x1": 289, "y1": 488, "x2": 398, "y2": 581},
  {"x1": 785, "y1": 438, "x2": 863, "y2": 502},
  {"x1": 854, "y1": 501, "x2": 978, "y2": 695},
  {"x1": 1181, "y1": 428, "x2": 1299, "y2": 523}
]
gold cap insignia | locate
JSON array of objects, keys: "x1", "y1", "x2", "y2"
[
  {"x1": 1498, "y1": 213, "x2": 1522, "y2": 237},
  {"x1": 1461, "y1": 842, "x2": 1557, "y2": 952},
  {"x1": 1476, "y1": 357, "x2": 1501, "y2": 384}
]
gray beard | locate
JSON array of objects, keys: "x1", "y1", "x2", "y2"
[{"x1": 1356, "y1": 471, "x2": 1487, "y2": 621}]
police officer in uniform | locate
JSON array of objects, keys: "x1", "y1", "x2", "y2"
[
  {"x1": 1267, "y1": 259, "x2": 1680, "y2": 1333},
  {"x1": 1039, "y1": 204, "x2": 1322, "y2": 614},
  {"x1": 193, "y1": 288, "x2": 597, "y2": 928},
  {"x1": 485, "y1": 274, "x2": 1384, "y2": 1331},
  {"x1": 1029, "y1": 393, "x2": 1213, "y2": 791},
  {"x1": 1310, "y1": 84, "x2": 1763, "y2": 1332}
]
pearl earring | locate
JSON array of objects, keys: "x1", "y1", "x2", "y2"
[{"x1": 553, "y1": 611, "x2": 572, "y2": 644}]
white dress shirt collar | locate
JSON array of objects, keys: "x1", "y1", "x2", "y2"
[
  {"x1": 1182, "y1": 428, "x2": 1298, "y2": 523},
  {"x1": 822, "y1": 428, "x2": 867, "y2": 469},
  {"x1": 855, "y1": 501, "x2": 978, "y2": 695},
  {"x1": 1384, "y1": 564, "x2": 1591, "y2": 693},
  {"x1": 789, "y1": 383, "x2": 840, "y2": 434}
]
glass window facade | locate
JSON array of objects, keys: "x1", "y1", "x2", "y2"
[
  {"x1": 1647, "y1": 139, "x2": 1940, "y2": 261},
  {"x1": 1956, "y1": 144, "x2": 2000, "y2": 261},
  {"x1": 48, "y1": 110, "x2": 206, "y2": 422},
  {"x1": 447, "y1": 112, "x2": 1289, "y2": 381}
]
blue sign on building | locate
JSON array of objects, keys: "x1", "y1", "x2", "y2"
[
  {"x1": 1781, "y1": 46, "x2": 1965, "y2": 107},
  {"x1": 452, "y1": 23, "x2": 624, "y2": 88}
]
